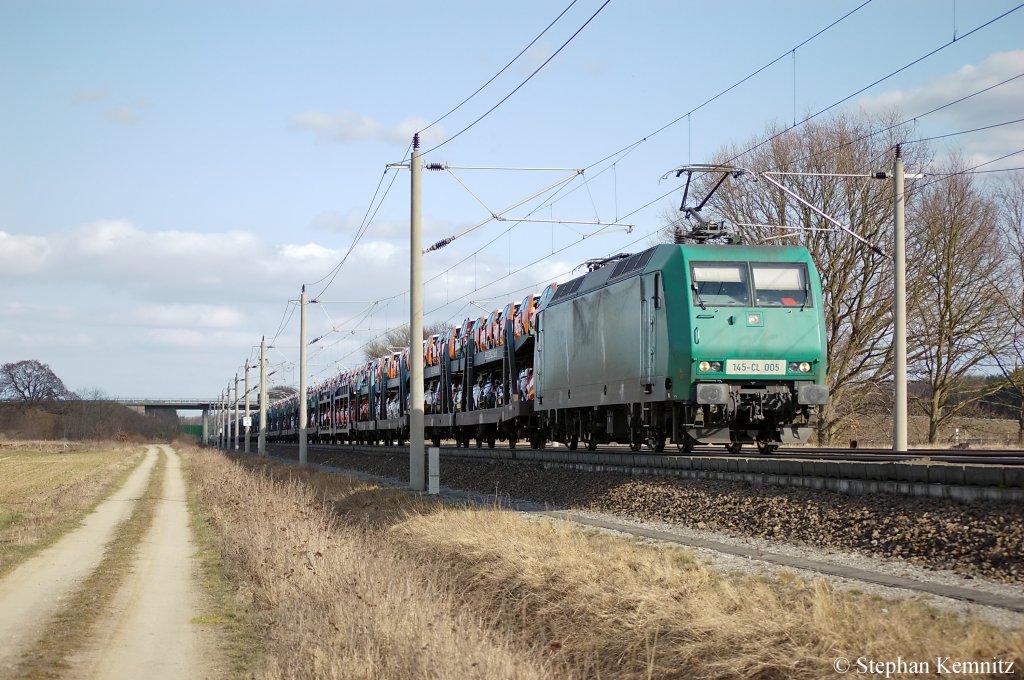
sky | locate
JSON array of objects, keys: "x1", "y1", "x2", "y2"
[{"x1": 1, "y1": 0, "x2": 1023, "y2": 403}]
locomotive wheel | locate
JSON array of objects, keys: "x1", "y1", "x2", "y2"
[
  {"x1": 756, "y1": 440, "x2": 779, "y2": 454},
  {"x1": 646, "y1": 434, "x2": 666, "y2": 452},
  {"x1": 476, "y1": 436, "x2": 483, "y2": 449},
  {"x1": 567, "y1": 434, "x2": 579, "y2": 451},
  {"x1": 488, "y1": 435, "x2": 496, "y2": 449},
  {"x1": 629, "y1": 440, "x2": 641, "y2": 452},
  {"x1": 530, "y1": 434, "x2": 541, "y2": 450},
  {"x1": 586, "y1": 437, "x2": 598, "y2": 451},
  {"x1": 509, "y1": 436, "x2": 517, "y2": 450},
  {"x1": 727, "y1": 442, "x2": 743, "y2": 454},
  {"x1": 677, "y1": 441, "x2": 695, "y2": 454},
  {"x1": 432, "y1": 436, "x2": 441, "y2": 448}
]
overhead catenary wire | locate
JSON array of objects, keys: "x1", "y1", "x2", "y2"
[
  {"x1": 721, "y1": 2, "x2": 1024, "y2": 169},
  {"x1": 913, "y1": 147, "x2": 1024, "y2": 191},
  {"x1": 577, "y1": 0, "x2": 876, "y2": 174},
  {"x1": 309, "y1": 159, "x2": 406, "y2": 300},
  {"x1": 588, "y1": 2, "x2": 1024, "y2": 237},
  {"x1": 417, "y1": 0, "x2": 581, "y2": 136},
  {"x1": 900, "y1": 116, "x2": 1024, "y2": 145},
  {"x1": 268, "y1": 300, "x2": 297, "y2": 350},
  {"x1": 422, "y1": 0, "x2": 613, "y2": 156},
  {"x1": 299, "y1": 2, "x2": 598, "y2": 322}
]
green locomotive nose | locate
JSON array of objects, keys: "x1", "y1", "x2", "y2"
[
  {"x1": 670, "y1": 244, "x2": 829, "y2": 448},
  {"x1": 531, "y1": 242, "x2": 829, "y2": 453}
]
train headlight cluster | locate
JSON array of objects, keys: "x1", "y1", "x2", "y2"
[
  {"x1": 698, "y1": 361, "x2": 723, "y2": 372},
  {"x1": 788, "y1": 361, "x2": 813, "y2": 373}
]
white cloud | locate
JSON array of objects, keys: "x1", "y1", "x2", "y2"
[
  {"x1": 71, "y1": 88, "x2": 146, "y2": 126},
  {"x1": 128, "y1": 304, "x2": 247, "y2": 329},
  {"x1": 104, "y1": 106, "x2": 141, "y2": 126},
  {"x1": 140, "y1": 328, "x2": 254, "y2": 350},
  {"x1": 0, "y1": 231, "x2": 50, "y2": 275},
  {"x1": 309, "y1": 208, "x2": 457, "y2": 243},
  {"x1": 71, "y1": 88, "x2": 110, "y2": 104},
  {"x1": 584, "y1": 59, "x2": 609, "y2": 76},
  {"x1": 857, "y1": 50, "x2": 1024, "y2": 166},
  {"x1": 0, "y1": 216, "x2": 584, "y2": 397},
  {"x1": 517, "y1": 43, "x2": 556, "y2": 76},
  {"x1": 290, "y1": 109, "x2": 446, "y2": 146}
]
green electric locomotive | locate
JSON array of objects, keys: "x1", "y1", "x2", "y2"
[{"x1": 534, "y1": 242, "x2": 829, "y2": 453}]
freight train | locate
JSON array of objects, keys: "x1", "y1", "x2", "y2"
[{"x1": 267, "y1": 241, "x2": 829, "y2": 454}]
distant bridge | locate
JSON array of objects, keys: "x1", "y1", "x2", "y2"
[
  {"x1": 112, "y1": 399, "x2": 256, "y2": 444},
  {"x1": 112, "y1": 398, "x2": 218, "y2": 411}
]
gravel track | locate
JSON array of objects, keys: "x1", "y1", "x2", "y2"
[{"x1": 278, "y1": 446, "x2": 1024, "y2": 585}]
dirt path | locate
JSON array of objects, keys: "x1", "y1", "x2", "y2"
[
  {"x1": 68, "y1": 444, "x2": 218, "y2": 680},
  {"x1": 0, "y1": 444, "x2": 221, "y2": 680},
  {"x1": 0, "y1": 446, "x2": 160, "y2": 674}
]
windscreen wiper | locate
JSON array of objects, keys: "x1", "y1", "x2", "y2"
[{"x1": 691, "y1": 282, "x2": 707, "y2": 311}]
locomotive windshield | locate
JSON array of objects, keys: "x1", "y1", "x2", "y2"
[
  {"x1": 691, "y1": 264, "x2": 750, "y2": 307},
  {"x1": 751, "y1": 264, "x2": 811, "y2": 308},
  {"x1": 690, "y1": 262, "x2": 812, "y2": 308}
]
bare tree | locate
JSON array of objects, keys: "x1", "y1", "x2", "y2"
[
  {"x1": 362, "y1": 321, "x2": 450, "y2": 361},
  {"x1": 689, "y1": 112, "x2": 923, "y2": 444},
  {"x1": 906, "y1": 160, "x2": 1009, "y2": 443},
  {"x1": 0, "y1": 360, "x2": 73, "y2": 405},
  {"x1": 988, "y1": 172, "x2": 1024, "y2": 445}
]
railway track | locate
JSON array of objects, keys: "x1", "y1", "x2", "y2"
[
  {"x1": 257, "y1": 439, "x2": 1024, "y2": 503},
  {"x1": 265, "y1": 438, "x2": 1024, "y2": 464}
]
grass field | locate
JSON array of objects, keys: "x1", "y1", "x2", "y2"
[
  {"x1": 184, "y1": 448, "x2": 1024, "y2": 680},
  {"x1": 0, "y1": 442, "x2": 144, "y2": 577}
]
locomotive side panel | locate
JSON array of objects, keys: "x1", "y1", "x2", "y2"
[{"x1": 536, "y1": 276, "x2": 645, "y2": 410}]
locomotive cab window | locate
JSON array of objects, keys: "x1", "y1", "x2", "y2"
[
  {"x1": 690, "y1": 264, "x2": 750, "y2": 307},
  {"x1": 751, "y1": 264, "x2": 811, "y2": 308}
]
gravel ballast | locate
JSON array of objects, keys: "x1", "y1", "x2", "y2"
[{"x1": 274, "y1": 446, "x2": 1024, "y2": 585}]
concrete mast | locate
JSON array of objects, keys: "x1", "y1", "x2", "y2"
[
  {"x1": 299, "y1": 285, "x2": 308, "y2": 465},
  {"x1": 892, "y1": 145, "x2": 908, "y2": 452},
  {"x1": 409, "y1": 133, "x2": 425, "y2": 491},
  {"x1": 244, "y1": 360, "x2": 251, "y2": 454},
  {"x1": 259, "y1": 336, "x2": 268, "y2": 457},
  {"x1": 233, "y1": 373, "x2": 239, "y2": 451}
]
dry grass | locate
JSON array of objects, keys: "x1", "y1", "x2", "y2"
[
  {"x1": 396, "y1": 509, "x2": 1024, "y2": 679},
  {"x1": 184, "y1": 448, "x2": 551, "y2": 680},
  {"x1": 0, "y1": 443, "x2": 144, "y2": 576},
  {"x1": 186, "y1": 451, "x2": 1024, "y2": 680},
  {"x1": 831, "y1": 415, "x2": 1022, "y2": 448}
]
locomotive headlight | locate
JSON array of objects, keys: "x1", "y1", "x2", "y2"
[
  {"x1": 699, "y1": 361, "x2": 711, "y2": 372},
  {"x1": 698, "y1": 361, "x2": 722, "y2": 372},
  {"x1": 788, "y1": 361, "x2": 812, "y2": 373}
]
